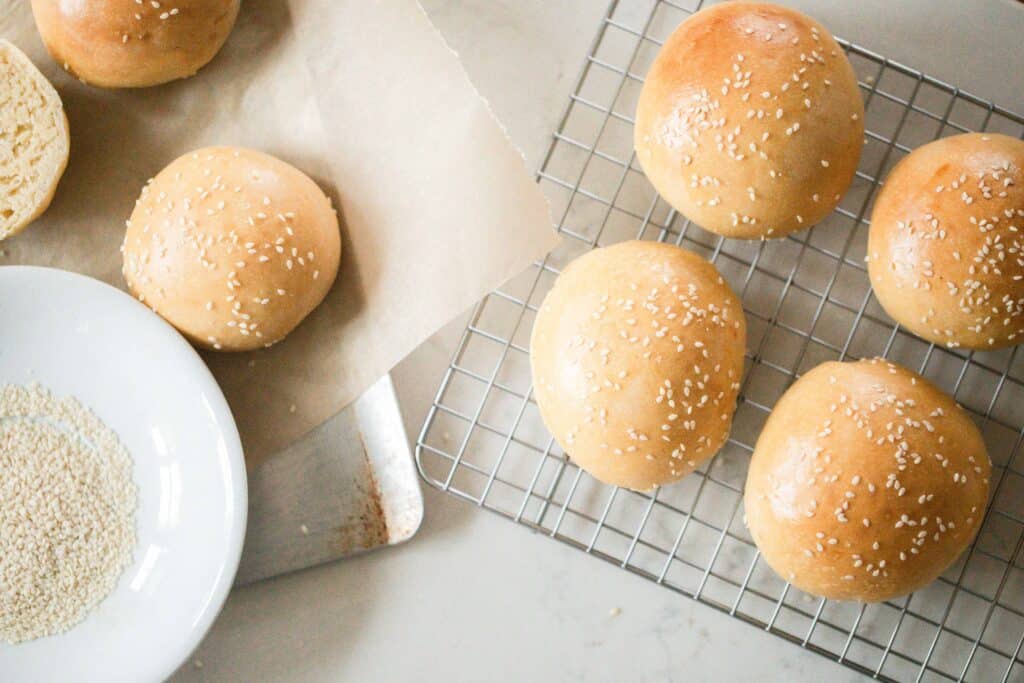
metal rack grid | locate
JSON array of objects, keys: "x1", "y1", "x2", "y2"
[{"x1": 415, "y1": 1, "x2": 1024, "y2": 681}]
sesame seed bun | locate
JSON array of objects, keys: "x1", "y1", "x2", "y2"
[
  {"x1": 122, "y1": 146, "x2": 341, "y2": 352},
  {"x1": 30, "y1": 0, "x2": 240, "y2": 88},
  {"x1": 530, "y1": 241, "x2": 746, "y2": 491},
  {"x1": 868, "y1": 133, "x2": 1024, "y2": 350},
  {"x1": 634, "y1": 2, "x2": 864, "y2": 239},
  {"x1": 0, "y1": 40, "x2": 69, "y2": 241},
  {"x1": 744, "y1": 359, "x2": 990, "y2": 602}
]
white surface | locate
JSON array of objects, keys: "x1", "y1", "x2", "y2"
[
  {"x1": 0, "y1": 267, "x2": 247, "y2": 683},
  {"x1": 169, "y1": 1, "x2": 1024, "y2": 682}
]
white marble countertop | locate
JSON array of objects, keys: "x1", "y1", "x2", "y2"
[{"x1": 170, "y1": 1, "x2": 1024, "y2": 681}]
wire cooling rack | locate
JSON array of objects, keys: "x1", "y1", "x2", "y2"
[{"x1": 416, "y1": 1, "x2": 1024, "y2": 680}]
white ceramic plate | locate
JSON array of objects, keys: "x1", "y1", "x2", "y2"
[{"x1": 0, "y1": 266, "x2": 247, "y2": 682}]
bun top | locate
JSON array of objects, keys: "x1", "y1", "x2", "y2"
[
  {"x1": 530, "y1": 241, "x2": 746, "y2": 491},
  {"x1": 868, "y1": 133, "x2": 1024, "y2": 350},
  {"x1": 30, "y1": 0, "x2": 240, "y2": 88},
  {"x1": 634, "y1": 2, "x2": 864, "y2": 239},
  {"x1": 122, "y1": 146, "x2": 341, "y2": 352},
  {"x1": 744, "y1": 359, "x2": 990, "y2": 602}
]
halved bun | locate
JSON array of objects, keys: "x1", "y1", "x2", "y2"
[{"x1": 0, "y1": 40, "x2": 69, "y2": 240}]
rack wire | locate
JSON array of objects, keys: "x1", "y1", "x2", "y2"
[{"x1": 415, "y1": 1, "x2": 1024, "y2": 680}]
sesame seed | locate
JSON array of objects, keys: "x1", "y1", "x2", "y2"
[{"x1": 0, "y1": 383, "x2": 136, "y2": 643}]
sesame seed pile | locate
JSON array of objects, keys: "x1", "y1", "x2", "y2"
[{"x1": 0, "y1": 383, "x2": 136, "y2": 644}]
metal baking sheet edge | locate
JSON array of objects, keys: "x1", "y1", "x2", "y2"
[{"x1": 235, "y1": 374, "x2": 423, "y2": 585}]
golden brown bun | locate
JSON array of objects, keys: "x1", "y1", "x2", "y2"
[
  {"x1": 530, "y1": 241, "x2": 746, "y2": 491},
  {"x1": 122, "y1": 146, "x2": 341, "y2": 352},
  {"x1": 868, "y1": 133, "x2": 1024, "y2": 350},
  {"x1": 745, "y1": 359, "x2": 990, "y2": 602},
  {"x1": 30, "y1": 0, "x2": 240, "y2": 88},
  {"x1": 634, "y1": 2, "x2": 864, "y2": 239}
]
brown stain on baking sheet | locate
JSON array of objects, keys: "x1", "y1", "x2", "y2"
[{"x1": 332, "y1": 429, "x2": 389, "y2": 553}]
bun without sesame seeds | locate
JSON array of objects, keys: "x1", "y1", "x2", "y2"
[
  {"x1": 744, "y1": 359, "x2": 991, "y2": 603},
  {"x1": 30, "y1": 0, "x2": 240, "y2": 88},
  {"x1": 634, "y1": 2, "x2": 864, "y2": 239},
  {"x1": 867, "y1": 133, "x2": 1024, "y2": 351},
  {"x1": 0, "y1": 40, "x2": 69, "y2": 241},
  {"x1": 530, "y1": 241, "x2": 746, "y2": 492},
  {"x1": 122, "y1": 146, "x2": 341, "y2": 352}
]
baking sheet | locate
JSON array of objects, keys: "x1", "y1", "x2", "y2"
[
  {"x1": 0, "y1": 0, "x2": 557, "y2": 465},
  {"x1": 237, "y1": 374, "x2": 421, "y2": 585}
]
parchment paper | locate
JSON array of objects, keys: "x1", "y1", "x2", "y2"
[{"x1": 0, "y1": 0, "x2": 557, "y2": 464}]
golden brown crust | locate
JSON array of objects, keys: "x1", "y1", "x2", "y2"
[
  {"x1": 530, "y1": 241, "x2": 746, "y2": 491},
  {"x1": 30, "y1": 0, "x2": 240, "y2": 88},
  {"x1": 122, "y1": 146, "x2": 341, "y2": 352},
  {"x1": 634, "y1": 2, "x2": 863, "y2": 239},
  {"x1": 868, "y1": 133, "x2": 1024, "y2": 350},
  {"x1": 744, "y1": 359, "x2": 990, "y2": 602}
]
